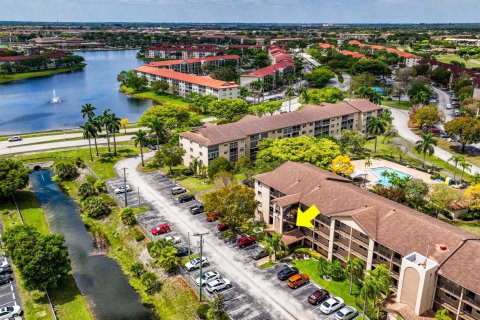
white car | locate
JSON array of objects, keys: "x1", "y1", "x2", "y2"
[
  {"x1": 0, "y1": 259, "x2": 9, "y2": 268},
  {"x1": 0, "y1": 305, "x2": 22, "y2": 319},
  {"x1": 320, "y1": 297, "x2": 345, "y2": 314},
  {"x1": 164, "y1": 236, "x2": 181, "y2": 245},
  {"x1": 7, "y1": 136, "x2": 22, "y2": 142},
  {"x1": 184, "y1": 256, "x2": 209, "y2": 271},
  {"x1": 446, "y1": 103, "x2": 453, "y2": 110},
  {"x1": 114, "y1": 185, "x2": 132, "y2": 194},
  {"x1": 335, "y1": 306, "x2": 358, "y2": 320},
  {"x1": 205, "y1": 278, "x2": 231, "y2": 293},
  {"x1": 195, "y1": 271, "x2": 220, "y2": 286},
  {"x1": 171, "y1": 186, "x2": 186, "y2": 195}
]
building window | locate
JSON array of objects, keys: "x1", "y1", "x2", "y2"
[
  {"x1": 208, "y1": 145, "x2": 219, "y2": 161},
  {"x1": 257, "y1": 191, "x2": 262, "y2": 196}
]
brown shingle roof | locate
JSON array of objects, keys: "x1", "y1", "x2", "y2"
[
  {"x1": 255, "y1": 161, "x2": 480, "y2": 291},
  {"x1": 179, "y1": 99, "x2": 381, "y2": 146}
]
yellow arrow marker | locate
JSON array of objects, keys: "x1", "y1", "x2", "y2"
[{"x1": 296, "y1": 205, "x2": 321, "y2": 228}]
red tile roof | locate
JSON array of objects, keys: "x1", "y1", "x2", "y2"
[
  {"x1": 348, "y1": 40, "x2": 421, "y2": 59},
  {"x1": 341, "y1": 50, "x2": 366, "y2": 59},
  {"x1": 146, "y1": 55, "x2": 240, "y2": 68},
  {"x1": 241, "y1": 61, "x2": 294, "y2": 78},
  {"x1": 319, "y1": 43, "x2": 336, "y2": 49},
  {"x1": 134, "y1": 66, "x2": 239, "y2": 89}
]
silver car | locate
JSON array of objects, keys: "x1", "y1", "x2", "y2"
[
  {"x1": 205, "y1": 278, "x2": 231, "y2": 293},
  {"x1": 335, "y1": 306, "x2": 358, "y2": 320},
  {"x1": 195, "y1": 271, "x2": 220, "y2": 286},
  {"x1": 320, "y1": 297, "x2": 345, "y2": 314}
]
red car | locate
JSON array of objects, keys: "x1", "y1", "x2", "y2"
[
  {"x1": 151, "y1": 223, "x2": 171, "y2": 235},
  {"x1": 217, "y1": 222, "x2": 228, "y2": 231},
  {"x1": 206, "y1": 211, "x2": 222, "y2": 222},
  {"x1": 237, "y1": 234, "x2": 256, "y2": 248}
]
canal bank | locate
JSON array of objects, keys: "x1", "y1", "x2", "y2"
[{"x1": 29, "y1": 170, "x2": 156, "y2": 320}]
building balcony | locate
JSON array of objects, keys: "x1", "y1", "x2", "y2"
[
  {"x1": 437, "y1": 284, "x2": 463, "y2": 298},
  {"x1": 435, "y1": 297, "x2": 460, "y2": 313},
  {"x1": 463, "y1": 296, "x2": 480, "y2": 310}
]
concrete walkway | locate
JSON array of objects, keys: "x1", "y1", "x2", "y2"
[{"x1": 389, "y1": 106, "x2": 480, "y2": 175}]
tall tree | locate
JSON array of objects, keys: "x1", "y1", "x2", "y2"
[
  {"x1": 448, "y1": 155, "x2": 464, "y2": 182},
  {"x1": 80, "y1": 121, "x2": 97, "y2": 161},
  {"x1": 444, "y1": 117, "x2": 480, "y2": 152},
  {"x1": 134, "y1": 129, "x2": 148, "y2": 167},
  {"x1": 415, "y1": 133, "x2": 437, "y2": 168},
  {"x1": 147, "y1": 117, "x2": 168, "y2": 150},
  {"x1": 100, "y1": 108, "x2": 112, "y2": 152},
  {"x1": 285, "y1": 85, "x2": 295, "y2": 112},
  {"x1": 81, "y1": 103, "x2": 96, "y2": 120},
  {"x1": 107, "y1": 113, "x2": 121, "y2": 156},
  {"x1": 366, "y1": 117, "x2": 386, "y2": 154},
  {"x1": 459, "y1": 159, "x2": 472, "y2": 183},
  {"x1": 0, "y1": 159, "x2": 30, "y2": 198},
  {"x1": 346, "y1": 257, "x2": 364, "y2": 295},
  {"x1": 155, "y1": 144, "x2": 185, "y2": 174},
  {"x1": 91, "y1": 117, "x2": 102, "y2": 156}
]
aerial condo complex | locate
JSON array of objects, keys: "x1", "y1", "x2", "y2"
[{"x1": 1, "y1": 2, "x2": 480, "y2": 320}]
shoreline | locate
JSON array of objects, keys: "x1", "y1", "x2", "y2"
[{"x1": 0, "y1": 64, "x2": 86, "y2": 84}]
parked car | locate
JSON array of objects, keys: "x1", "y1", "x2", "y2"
[
  {"x1": 454, "y1": 110, "x2": 462, "y2": 117},
  {"x1": 439, "y1": 132, "x2": 449, "y2": 139},
  {"x1": 0, "y1": 259, "x2": 9, "y2": 268},
  {"x1": 308, "y1": 289, "x2": 330, "y2": 305},
  {"x1": 175, "y1": 247, "x2": 191, "y2": 257},
  {"x1": 0, "y1": 305, "x2": 22, "y2": 319},
  {"x1": 277, "y1": 266, "x2": 299, "y2": 281},
  {"x1": 205, "y1": 278, "x2": 231, "y2": 293},
  {"x1": 320, "y1": 297, "x2": 345, "y2": 314},
  {"x1": 0, "y1": 274, "x2": 12, "y2": 286},
  {"x1": 236, "y1": 234, "x2": 255, "y2": 248},
  {"x1": 287, "y1": 273, "x2": 310, "y2": 289},
  {"x1": 206, "y1": 211, "x2": 222, "y2": 222},
  {"x1": 185, "y1": 256, "x2": 209, "y2": 271},
  {"x1": 189, "y1": 203, "x2": 204, "y2": 215},
  {"x1": 251, "y1": 246, "x2": 268, "y2": 260},
  {"x1": 151, "y1": 223, "x2": 171, "y2": 235},
  {"x1": 7, "y1": 136, "x2": 22, "y2": 142},
  {"x1": 446, "y1": 103, "x2": 453, "y2": 110},
  {"x1": 195, "y1": 271, "x2": 220, "y2": 286},
  {"x1": 178, "y1": 194, "x2": 195, "y2": 203},
  {"x1": 217, "y1": 223, "x2": 228, "y2": 232},
  {"x1": 114, "y1": 185, "x2": 132, "y2": 194},
  {"x1": 428, "y1": 127, "x2": 441, "y2": 134},
  {"x1": 335, "y1": 306, "x2": 358, "y2": 320},
  {"x1": 164, "y1": 236, "x2": 181, "y2": 244},
  {"x1": 171, "y1": 187, "x2": 186, "y2": 195},
  {"x1": 0, "y1": 266, "x2": 12, "y2": 275}
]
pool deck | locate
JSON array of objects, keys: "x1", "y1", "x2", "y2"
[{"x1": 351, "y1": 159, "x2": 441, "y2": 187}]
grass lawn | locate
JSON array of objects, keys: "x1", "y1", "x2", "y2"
[
  {"x1": 259, "y1": 261, "x2": 277, "y2": 269},
  {"x1": 434, "y1": 137, "x2": 480, "y2": 171},
  {"x1": 435, "y1": 54, "x2": 480, "y2": 69},
  {"x1": 381, "y1": 99, "x2": 412, "y2": 110},
  {"x1": 0, "y1": 193, "x2": 92, "y2": 320},
  {"x1": 0, "y1": 66, "x2": 83, "y2": 84},
  {"x1": 120, "y1": 85, "x2": 190, "y2": 107},
  {"x1": 440, "y1": 218, "x2": 480, "y2": 236},
  {"x1": 292, "y1": 259, "x2": 359, "y2": 307}
]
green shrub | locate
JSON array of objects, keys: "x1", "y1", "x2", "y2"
[
  {"x1": 75, "y1": 157, "x2": 85, "y2": 168},
  {"x1": 328, "y1": 260, "x2": 347, "y2": 281},
  {"x1": 78, "y1": 182, "x2": 96, "y2": 200},
  {"x1": 94, "y1": 180, "x2": 106, "y2": 193},
  {"x1": 119, "y1": 207, "x2": 136, "y2": 226},
  {"x1": 140, "y1": 272, "x2": 162, "y2": 294},
  {"x1": 81, "y1": 196, "x2": 111, "y2": 218},
  {"x1": 130, "y1": 262, "x2": 145, "y2": 277},
  {"x1": 54, "y1": 162, "x2": 78, "y2": 181},
  {"x1": 133, "y1": 228, "x2": 145, "y2": 242},
  {"x1": 196, "y1": 304, "x2": 209, "y2": 320},
  {"x1": 85, "y1": 174, "x2": 97, "y2": 184},
  {"x1": 294, "y1": 247, "x2": 322, "y2": 259},
  {"x1": 208, "y1": 157, "x2": 233, "y2": 179},
  {"x1": 220, "y1": 230, "x2": 234, "y2": 239},
  {"x1": 97, "y1": 193, "x2": 116, "y2": 206}
]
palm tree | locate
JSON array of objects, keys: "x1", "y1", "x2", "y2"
[
  {"x1": 415, "y1": 133, "x2": 437, "y2": 168},
  {"x1": 134, "y1": 129, "x2": 148, "y2": 167},
  {"x1": 91, "y1": 117, "x2": 102, "y2": 156},
  {"x1": 107, "y1": 113, "x2": 121, "y2": 156},
  {"x1": 347, "y1": 257, "x2": 364, "y2": 295},
  {"x1": 249, "y1": 80, "x2": 263, "y2": 104},
  {"x1": 459, "y1": 159, "x2": 472, "y2": 183},
  {"x1": 147, "y1": 117, "x2": 167, "y2": 150},
  {"x1": 298, "y1": 85, "x2": 309, "y2": 103},
  {"x1": 265, "y1": 232, "x2": 284, "y2": 262},
  {"x1": 370, "y1": 265, "x2": 392, "y2": 318},
  {"x1": 80, "y1": 121, "x2": 97, "y2": 161},
  {"x1": 81, "y1": 103, "x2": 96, "y2": 120},
  {"x1": 412, "y1": 90, "x2": 430, "y2": 105},
  {"x1": 380, "y1": 108, "x2": 392, "y2": 124},
  {"x1": 471, "y1": 173, "x2": 480, "y2": 185},
  {"x1": 361, "y1": 275, "x2": 379, "y2": 317},
  {"x1": 448, "y1": 155, "x2": 464, "y2": 182},
  {"x1": 285, "y1": 86, "x2": 295, "y2": 112},
  {"x1": 364, "y1": 156, "x2": 372, "y2": 187},
  {"x1": 100, "y1": 108, "x2": 112, "y2": 152},
  {"x1": 366, "y1": 117, "x2": 386, "y2": 154}
]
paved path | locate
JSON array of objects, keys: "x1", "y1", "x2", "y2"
[
  {"x1": 389, "y1": 107, "x2": 480, "y2": 175},
  {"x1": 117, "y1": 153, "x2": 320, "y2": 320}
]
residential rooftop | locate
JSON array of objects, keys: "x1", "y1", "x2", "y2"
[{"x1": 146, "y1": 55, "x2": 240, "y2": 68}]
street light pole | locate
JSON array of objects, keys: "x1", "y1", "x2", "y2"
[
  {"x1": 123, "y1": 167, "x2": 128, "y2": 207},
  {"x1": 193, "y1": 232, "x2": 209, "y2": 302},
  {"x1": 138, "y1": 186, "x2": 140, "y2": 207}
]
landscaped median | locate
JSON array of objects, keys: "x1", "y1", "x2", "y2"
[{"x1": 0, "y1": 191, "x2": 92, "y2": 320}]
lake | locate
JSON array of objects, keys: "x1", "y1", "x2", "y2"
[{"x1": 0, "y1": 50, "x2": 152, "y2": 134}]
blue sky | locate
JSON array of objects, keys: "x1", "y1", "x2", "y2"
[{"x1": 1, "y1": 0, "x2": 479, "y2": 23}]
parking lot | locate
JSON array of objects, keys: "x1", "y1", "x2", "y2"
[
  {"x1": 106, "y1": 178, "x2": 143, "y2": 208},
  {"x1": 0, "y1": 255, "x2": 21, "y2": 314}
]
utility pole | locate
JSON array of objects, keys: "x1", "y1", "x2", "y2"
[
  {"x1": 138, "y1": 186, "x2": 140, "y2": 207},
  {"x1": 194, "y1": 232, "x2": 209, "y2": 302},
  {"x1": 123, "y1": 167, "x2": 128, "y2": 207}
]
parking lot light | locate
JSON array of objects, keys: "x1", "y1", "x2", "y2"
[{"x1": 193, "y1": 232, "x2": 209, "y2": 302}]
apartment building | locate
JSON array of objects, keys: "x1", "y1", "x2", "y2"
[
  {"x1": 348, "y1": 40, "x2": 423, "y2": 67},
  {"x1": 144, "y1": 44, "x2": 223, "y2": 59},
  {"x1": 146, "y1": 55, "x2": 240, "y2": 75},
  {"x1": 179, "y1": 99, "x2": 382, "y2": 166},
  {"x1": 254, "y1": 161, "x2": 480, "y2": 320},
  {"x1": 134, "y1": 65, "x2": 240, "y2": 99}
]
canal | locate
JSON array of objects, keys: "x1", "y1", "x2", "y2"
[
  {"x1": 29, "y1": 170, "x2": 156, "y2": 320},
  {"x1": 0, "y1": 50, "x2": 152, "y2": 134}
]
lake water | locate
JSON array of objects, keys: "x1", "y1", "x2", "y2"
[
  {"x1": 29, "y1": 170, "x2": 156, "y2": 320},
  {"x1": 0, "y1": 50, "x2": 152, "y2": 134}
]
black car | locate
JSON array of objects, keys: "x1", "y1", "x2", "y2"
[
  {"x1": 175, "y1": 247, "x2": 192, "y2": 257},
  {"x1": 189, "y1": 203, "x2": 204, "y2": 214},
  {"x1": 0, "y1": 273, "x2": 12, "y2": 285},
  {"x1": 178, "y1": 194, "x2": 195, "y2": 203},
  {"x1": 277, "y1": 266, "x2": 299, "y2": 281},
  {"x1": 0, "y1": 266, "x2": 12, "y2": 275},
  {"x1": 308, "y1": 289, "x2": 330, "y2": 305}
]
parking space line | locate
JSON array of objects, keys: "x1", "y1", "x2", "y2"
[
  {"x1": 224, "y1": 294, "x2": 245, "y2": 303},
  {"x1": 0, "y1": 299, "x2": 15, "y2": 308},
  {"x1": 0, "y1": 292, "x2": 13, "y2": 299},
  {"x1": 228, "y1": 303, "x2": 253, "y2": 315},
  {"x1": 239, "y1": 312, "x2": 262, "y2": 320}
]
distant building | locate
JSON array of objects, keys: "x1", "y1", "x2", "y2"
[
  {"x1": 146, "y1": 55, "x2": 240, "y2": 75},
  {"x1": 270, "y1": 38, "x2": 304, "y2": 45},
  {"x1": 339, "y1": 33, "x2": 373, "y2": 41},
  {"x1": 144, "y1": 44, "x2": 223, "y2": 60},
  {"x1": 29, "y1": 37, "x2": 101, "y2": 49},
  {"x1": 179, "y1": 99, "x2": 381, "y2": 166},
  {"x1": 348, "y1": 40, "x2": 422, "y2": 66},
  {"x1": 134, "y1": 65, "x2": 240, "y2": 99}
]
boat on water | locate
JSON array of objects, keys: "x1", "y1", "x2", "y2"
[{"x1": 50, "y1": 89, "x2": 62, "y2": 104}]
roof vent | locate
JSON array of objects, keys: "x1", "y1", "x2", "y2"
[
  {"x1": 439, "y1": 244, "x2": 448, "y2": 251},
  {"x1": 364, "y1": 204, "x2": 368, "y2": 207}
]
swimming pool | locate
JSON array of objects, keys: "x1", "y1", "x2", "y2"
[{"x1": 370, "y1": 166, "x2": 411, "y2": 186}]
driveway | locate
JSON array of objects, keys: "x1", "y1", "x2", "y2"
[
  {"x1": 389, "y1": 107, "x2": 480, "y2": 175},
  {"x1": 115, "y1": 154, "x2": 322, "y2": 320}
]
